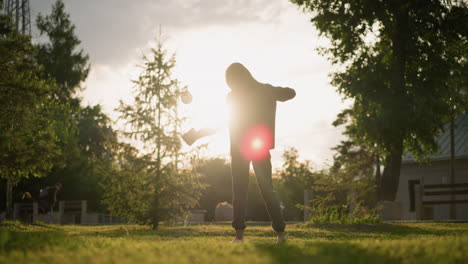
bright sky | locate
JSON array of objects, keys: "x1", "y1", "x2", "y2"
[{"x1": 30, "y1": 0, "x2": 350, "y2": 168}]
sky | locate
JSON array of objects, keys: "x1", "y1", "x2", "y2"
[{"x1": 29, "y1": 0, "x2": 351, "y2": 168}]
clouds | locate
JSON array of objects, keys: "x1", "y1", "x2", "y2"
[
  {"x1": 31, "y1": 0, "x2": 286, "y2": 65},
  {"x1": 29, "y1": 0, "x2": 350, "y2": 166},
  {"x1": 154, "y1": 0, "x2": 285, "y2": 27}
]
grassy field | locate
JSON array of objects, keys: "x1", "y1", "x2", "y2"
[{"x1": 0, "y1": 221, "x2": 467, "y2": 264}]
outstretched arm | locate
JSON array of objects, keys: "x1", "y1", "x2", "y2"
[
  {"x1": 182, "y1": 128, "x2": 220, "y2": 146},
  {"x1": 264, "y1": 84, "x2": 296, "y2": 102}
]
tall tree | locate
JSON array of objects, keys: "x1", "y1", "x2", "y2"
[
  {"x1": 114, "y1": 38, "x2": 200, "y2": 229},
  {"x1": 34, "y1": 0, "x2": 90, "y2": 169},
  {"x1": 0, "y1": 13, "x2": 61, "y2": 217},
  {"x1": 15, "y1": 0, "x2": 114, "y2": 212},
  {"x1": 36, "y1": 0, "x2": 90, "y2": 103},
  {"x1": 292, "y1": 0, "x2": 467, "y2": 200},
  {"x1": 34, "y1": 0, "x2": 86, "y2": 173}
]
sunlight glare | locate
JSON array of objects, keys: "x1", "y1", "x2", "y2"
[{"x1": 251, "y1": 138, "x2": 263, "y2": 149}]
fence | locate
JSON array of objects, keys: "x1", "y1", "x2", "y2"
[{"x1": 13, "y1": 200, "x2": 126, "y2": 225}]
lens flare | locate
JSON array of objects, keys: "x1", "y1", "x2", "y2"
[
  {"x1": 240, "y1": 124, "x2": 273, "y2": 161},
  {"x1": 251, "y1": 138, "x2": 262, "y2": 149}
]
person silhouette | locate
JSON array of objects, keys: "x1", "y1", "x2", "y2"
[
  {"x1": 39, "y1": 182, "x2": 62, "y2": 223},
  {"x1": 225, "y1": 62, "x2": 296, "y2": 243}
]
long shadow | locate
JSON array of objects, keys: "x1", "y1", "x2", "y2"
[
  {"x1": 74, "y1": 222, "x2": 468, "y2": 242},
  {"x1": 305, "y1": 223, "x2": 468, "y2": 238},
  {"x1": 0, "y1": 228, "x2": 72, "y2": 252},
  {"x1": 255, "y1": 241, "x2": 398, "y2": 264},
  {"x1": 74, "y1": 227, "x2": 336, "y2": 242},
  {"x1": 77, "y1": 226, "x2": 343, "y2": 241},
  {"x1": 78, "y1": 226, "x2": 234, "y2": 240}
]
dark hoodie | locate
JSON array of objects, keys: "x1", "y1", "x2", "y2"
[{"x1": 225, "y1": 63, "x2": 295, "y2": 155}]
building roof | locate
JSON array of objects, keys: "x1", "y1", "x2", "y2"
[{"x1": 403, "y1": 112, "x2": 468, "y2": 163}]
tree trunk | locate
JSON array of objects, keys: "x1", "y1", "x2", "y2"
[
  {"x1": 381, "y1": 138, "x2": 404, "y2": 201},
  {"x1": 379, "y1": 3, "x2": 408, "y2": 202},
  {"x1": 6, "y1": 177, "x2": 13, "y2": 219},
  {"x1": 152, "y1": 212, "x2": 159, "y2": 230},
  {"x1": 375, "y1": 153, "x2": 381, "y2": 201},
  {"x1": 152, "y1": 76, "x2": 162, "y2": 231},
  {"x1": 449, "y1": 106, "x2": 456, "y2": 219}
]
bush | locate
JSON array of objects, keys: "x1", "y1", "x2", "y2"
[{"x1": 301, "y1": 186, "x2": 382, "y2": 225}]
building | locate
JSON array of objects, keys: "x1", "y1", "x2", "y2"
[{"x1": 395, "y1": 113, "x2": 468, "y2": 220}]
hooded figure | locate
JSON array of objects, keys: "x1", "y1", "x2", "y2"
[
  {"x1": 225, "y1": 62, "x2": 295, "y2": 243},
  {"x1": 226, "y1": 63, "x2": 295, "y2": 160}
]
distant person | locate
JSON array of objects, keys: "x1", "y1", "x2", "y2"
[
  {"x1": 39, "y1": 183, "x2": 62, "y2": 220},
  {"x1": 19, "y1": 192, "x2": 34, "y2": 223},
  {"x1": 225, "y1": 62, "x2": 296, "y2": 243}
]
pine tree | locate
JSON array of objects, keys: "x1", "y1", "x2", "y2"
[
  {"x1": 110, "y1": 38, "x2": 201, "y2": 229},
  {"x1": 36, "y1": 0, "x2": 90, "y2": 103}
]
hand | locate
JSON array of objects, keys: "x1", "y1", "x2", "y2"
[
  {"x1": 182, "y1": 128, "x2": 220, "y2": 146},
  {"x1": 198, "y1": 128, "x2": 218, "y2": 137}
]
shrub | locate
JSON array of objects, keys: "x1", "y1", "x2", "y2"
[{"x1": 300, "y1": 185, "x2": 382, "y2": 225}]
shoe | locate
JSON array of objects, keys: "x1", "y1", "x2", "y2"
[{"x1": 231, "y1": 238, "x2": 244, "y2": 243}]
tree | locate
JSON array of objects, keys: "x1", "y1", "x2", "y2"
[
  {"x1": 35, "y1": 0, "x2": 90, "y2": 168},
  {"x1": 274, "y1": 148, "x2": 319, "y2": 220},
  {"x1": 99, "y1": 144, "x2": 157, "y2": 224},
  {"x1": 100, "y1": 143, "x2": 203, "y2": 225},
  {"x1": 114, "y1": 38, "x2": 200, "y2": 228},
  {"x1": 16, "y1": 104, "x2": 118, "y2": 212},
  {"x1": 292, "y1": 0, "x2": 468, "y2": 200},
  {"x1": 331, "y1": 109, "x2": 380, "y2": 199},
  {"x1": 36, "y1": 0, "x2": 90, "y2": 103},
  {"x1": 54, "y1": 105, "x2": 116, "y2": 211},
  {"x1": 27, "y1": 0, "x2": 112, "y2": 211},
  {"x1": 76, "y1": 106, "x2": 116, "y2": 161},
  {"x1": 275, "y1": 148, "x2": 379, "y2": 223},
  {"x1": 196, "y1": 158, "x2": 232, "y2": 221},
  {"x1": 0, "y1": 13, "x2": 61, "y2": 217}
]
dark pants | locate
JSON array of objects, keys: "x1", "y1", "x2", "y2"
[
  {"x1": 39, "y1": 199, "x2": 51, "y2": 214},
  {"x1": 231, "y1": 151, "x2": 286, "y2": 232}
]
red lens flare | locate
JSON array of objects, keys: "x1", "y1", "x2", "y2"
[{"x1": 240, "y1": 124, "x2": 273, "y2": 161}]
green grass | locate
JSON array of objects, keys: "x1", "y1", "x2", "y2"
[{"x1": 1, "y1": 221, "x2": 467, "y2": 264}]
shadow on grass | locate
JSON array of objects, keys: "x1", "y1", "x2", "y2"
[
  {"x1": 77, "y1": 225, "x2": 338, "y2": 241},
  {"x1": 78, "y1": 226, "x2": 234, "y2": 240},
  {"x1": 255, "y1": 241, "x2": 398, "y2": 264},
  {"x1": 0, "y1": 229, "x2": 70, "y2": 252},
  {"x1": 84, "y1": 222, "x2": 467, "y2": 241},
  {"x1": 304, "y1": 223, "x2": 468, "y2": 238},
  {"x1": 0, "y1": 221, "x2": 85, "y2": 252}
]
